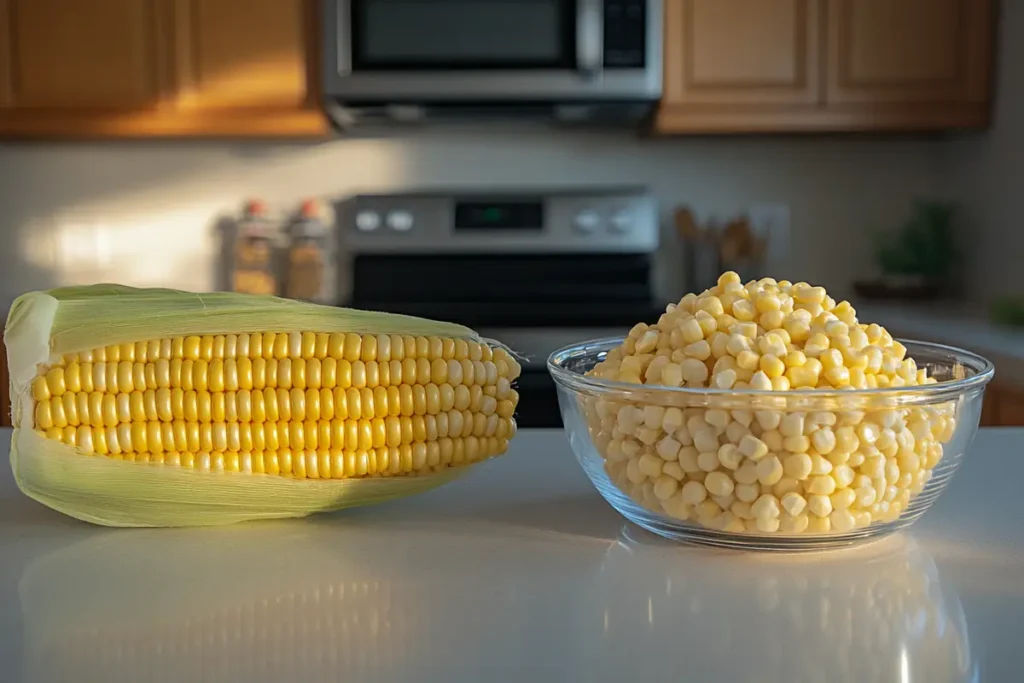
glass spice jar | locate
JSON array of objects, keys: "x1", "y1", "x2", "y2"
[
  {"x1": 285, "y1": 199, "x2": 330, "y2": 303},
  {"x1": 232, "y1": 200, "x2": 280, "y2": 296}
]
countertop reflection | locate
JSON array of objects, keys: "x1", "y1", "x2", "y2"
[{"x1": 3, "y1": 429, "x2": 1024, "y2": 683}]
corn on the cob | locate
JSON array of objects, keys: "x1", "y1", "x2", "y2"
[{"x1": 5, "y1": 285, "x2": 520, "y2": 526}]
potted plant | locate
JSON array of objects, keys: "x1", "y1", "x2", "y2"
[{"x1": 855, "y1": 200, "x2": 959, "y2": 300}]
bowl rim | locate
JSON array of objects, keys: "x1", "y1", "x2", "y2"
[{"x1": 547, "y1": 337, "x2": 994, "y2": 404}]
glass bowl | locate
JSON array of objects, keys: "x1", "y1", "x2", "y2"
[{"x1": 548, "y1": 337, "x2": 994, "y2": 551}]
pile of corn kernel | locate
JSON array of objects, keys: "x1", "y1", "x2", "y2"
[{"x1": 585, "y1": 272, "x2": 958, "y2": 535}]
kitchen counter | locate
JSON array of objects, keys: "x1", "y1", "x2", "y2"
[{"x1": 1, "y1": 427, "x2": 1023, "y2": 682}]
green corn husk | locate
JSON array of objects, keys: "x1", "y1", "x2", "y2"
[{"x1": 4, "y1": 285, "x2": 489, "y2": 527}]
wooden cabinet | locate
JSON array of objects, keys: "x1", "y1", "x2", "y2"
[
  {"x1": 0, "y1": 0, "x2": 327, "y2": 138},
  {"x1": 826, "y1": 0, "x2": 991, "y2": 106},
  {"x1": 1, "y1": 0, "x2": 170, "y2": 109},
  {"x1": 658, "y1": 0, "x2": 994, "y2": 134},
  {"x1": 664, "y1": 0, "x2": 821, "y2": 106},
  {"x1": 982, "y1": 385, "x2": 1024, "y2": 428},
  {"x1": 173, "y1": 0, "x2": 312, "y2": 110}
]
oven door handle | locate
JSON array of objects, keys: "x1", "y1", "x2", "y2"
[{"x1": 577, "y1": 0, "x2": 604, "y2": 80}]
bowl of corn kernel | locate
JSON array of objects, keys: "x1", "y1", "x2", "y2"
[{"x1": 548, "y1": 273, "x2": 994, "y2": 550}]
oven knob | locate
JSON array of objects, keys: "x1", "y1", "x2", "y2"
[
  {"x1": 574, "y1": 210, "x2": 601, "y2": 233},
  {"x1": 387, "y1": 210, "x2": 414, "y2": 232},
  {"x1": 355, "y1": 210, "x2": 381, "y2": 232},
  {"x1": 609, "y1": 211, "x2": 633, "y2": 233}
]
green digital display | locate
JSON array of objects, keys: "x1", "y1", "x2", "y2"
[{"x1": 455, "y1": 201, "x2": 544, "y2": 231}]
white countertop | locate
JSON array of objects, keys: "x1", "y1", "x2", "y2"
[{"x1": 1, "y1": 427, "x2": 1023, "y2": 683}]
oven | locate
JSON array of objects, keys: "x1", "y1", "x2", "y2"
[
  {"x1": 339, "y1": 188, "x2": 664, "y2": 428},
  {"x1": 323, "y1": 0, "x2": 663, "y2": 105}
]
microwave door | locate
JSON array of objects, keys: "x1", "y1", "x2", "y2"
[{"x1": 327, "y1": 0, "x2": 619, "y2": 99}]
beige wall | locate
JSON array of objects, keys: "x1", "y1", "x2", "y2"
[
  {"x1": 0, "y1": 131, "x2": 945, "y2": 315},
  {"x1": 943, "y1": 0, "x2": 1023, "y2": 301}
]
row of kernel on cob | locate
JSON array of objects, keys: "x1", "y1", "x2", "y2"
[
  {"x1": 31, "y1": 331, "x2": 519, "y2": 477},
  {"x1": 5, "y1": 285, "x2": 520, "y2": 526},
  {"x1": 584, "y1": 272, "x2": 957, "y2": 535}
]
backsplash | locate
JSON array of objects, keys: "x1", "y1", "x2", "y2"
[{"x1": 0, "y1": 130, "x2": 946, "y2": 314}]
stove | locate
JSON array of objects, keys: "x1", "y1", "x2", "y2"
[{"x1": 339, "y1": 187, "x2": 663, "y2": 427}]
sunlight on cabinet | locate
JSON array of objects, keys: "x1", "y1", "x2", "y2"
[{"x1": 172, "y1": 0, "x2": 312, "y2": 110}]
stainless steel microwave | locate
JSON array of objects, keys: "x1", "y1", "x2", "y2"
[{"x1": 323, "y1": 0, "x2": 663, "y2": 119}]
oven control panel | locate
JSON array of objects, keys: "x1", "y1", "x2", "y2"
[{"x1": 341, "y1": 188, "x2": 658, "y2": 254}]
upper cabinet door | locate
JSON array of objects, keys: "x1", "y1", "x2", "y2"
[
  {"x1": 173, "y1": 0, "x2": 313, "y2": 110},
  {"x1": 826, "y1": 0, "x2": 993, "y2": 104},
  {"x1": 663, "y1": 0, "x2": 823, "y2": 106},
  {"x1": 0, "y1": 0, "x2": 169, "y2": 108}
]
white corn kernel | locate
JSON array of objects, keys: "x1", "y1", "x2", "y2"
[
  {"x1": 680, "y1": 359, "x2": 710, "y2": 385},
  {"x1": 656, "y1": 436, "x2": 682, "y2": 461},
  {"x1": 773, "y1": 477, "x2": 802, "y2": 497},
  {"x1": 697, "y1": 450, "x2": 721, "y2": 472},
  {"x1": 705, "y1": 471, "x2": 735, "y2": 497},
  {"x1": 761, "y1": 429, "x2": 784, "y2": 452},
  {"x1": 807, "y1": 494, "x2": 833, "y2": 518},
  {"x1": 654, "y1": 475, "x2": 680, "y2": 501},
  {"x1": 783, "y1": 435, "x2": 810, "y2": 453},
  {"x1": 739, "y1": 434, "x2": 769, "y2": 461},
  {"x1": 780, "y1": 413, "x2": 805, "y2": 438},
  {"x1": 713, "y1": 369, "x2": 737, "y2": 389},
  {"x1": 642, "y1": 405, "x2": 665, "y2": 429},
  {"x1": 781, "y1": 491, "x2": 807, "y2": 516},
  {"x1": 718, "y1": 443, "x2": 743, "y2": 470},
  {"x1": 626, "y1": 458, "x2": 645, "y2": 484},
  {"x1": 662, "y1": 495, "x2": 691, "y2": 520},
  {"x1": 731, "y1": 500, "x2": 753, "y2": 519},
  {"x1": 662, "y1": 461, "x2": 685, "y2": 481},
  {"x1": 693, "y1": 429, "x2": 720, "y2": 454},
  {"x1": 809, "y1": 454, "x2": 833, "y2": 475},
  {"x1": 749, "y1": 370, "x2": 773, "y2": 391},
  {"x1": 783, "y1": 452, "x2": 813, "y2": 480},
  {"x1": 807, "y1": 516, "x2": 831, "y2": 533},
  {"x1": 724, "y1": 420, "x2": 750, "y2": 444},
  {"x1": 755, "y1": 410, "x2": 782, "y2": 431},
  {"x1": 735, "y1": 483, "x2": 760, "y2": 503},
  {"x1": 751, "y1": 494, "x2": 781, "y2": 519},
  {"x1": 681, "y1": 481, "x2": 708, "y2": 506},
  {"x1": 810, "y1": 427, "x2": 836, "y2": 455},
  {"x1": 830, "y1": 509, "x2": 856, "y2": 532},
  {"x1": 678, "y1": 446, "x2": 701, "y2": 473},
  {"x1": 756, "y1": 456, "x2": 784, "y2": 486},
  {"x1": 734, "y1": 460, "x2": 759, "y2": 485},
  {"x1": 661, "y1": 407, "x2": 685, "y2": 433},
  {"x1": 704, "y1": 409, "x2": 731, "y2": 431},
  {"x1": 638, "y1": 453, "x2": 664, "y2": 478},
  {"x1": 780, "y1": 513, "x2": 810, "y2": 534},
  {"x1": 830, "y1": 487, "x2": 856, "y2": 510},
  {"x1": 808, "y1": 475, "x2": 836, "y2": 496},
  {"x1": 833, "y1": 464, "x2": 855, "y2": 489}
]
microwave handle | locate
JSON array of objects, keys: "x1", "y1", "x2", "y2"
[
  {"x1": 577, "y1": 0, "x2": 604, "y2": 78},
  {"x1": 336, "y1": 0, "x2": 352, "y2": 76}
]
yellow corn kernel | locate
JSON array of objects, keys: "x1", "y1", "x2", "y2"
[{"x1": 29, "y1": 328, "x2": 520, "y2": 481}]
